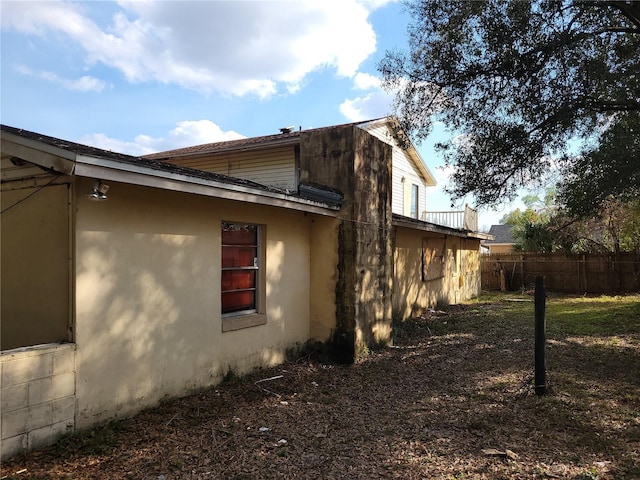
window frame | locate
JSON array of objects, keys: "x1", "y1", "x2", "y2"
[
  {"x1": 410, "y1": 183, "x2": 419, "y2": 219},
  {"x1": 220, "y1": 221, "x2": 267, "y2": 332}
]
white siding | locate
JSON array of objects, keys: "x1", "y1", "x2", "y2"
[
  {"x1": 360, "y1": 124, "x2": 428, "y2": 217},
  {"x1": 166, "y1": 146, "x2": 297, "y2": 191}
]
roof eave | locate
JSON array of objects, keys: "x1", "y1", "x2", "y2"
[
  {"x1": 1, "y1": 131, "x2": 76, "y2": 175},
  {"x1": 74, "y1": 154, "x2": 339, "y2": 215},
  {"x1": 358, "y1": 118, "x2": 437, "y2": 186},
  {"x1": 392, "y1": 214, "x2": 492, "y2": 240},
  {"x1": 1, "y1": 130, "x2": 338, "y2": 216}
]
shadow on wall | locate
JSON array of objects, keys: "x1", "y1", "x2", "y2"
[
  {"x1": 393, "y1": 228, "x2": 481, "y2": 321},
  {"x1": 74, "y1": 181, "x2": 295, "y2": 427}
]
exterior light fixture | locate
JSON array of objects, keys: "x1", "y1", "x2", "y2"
[{"x1": 87, "y1": 180, "x2": 109, "y2": 201}]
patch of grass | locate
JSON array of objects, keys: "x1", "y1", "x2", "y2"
[{"x1": 547, "y1": 295, "x2": 640, "y2": 337}]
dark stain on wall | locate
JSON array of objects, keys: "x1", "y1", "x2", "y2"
[{"x1": 300, "y1": 125, "x2": 393, "y2": 362}]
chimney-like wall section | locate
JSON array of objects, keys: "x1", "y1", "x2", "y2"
[{"x1": 299, "y1": 125, "x2": 393, "y2": 362}]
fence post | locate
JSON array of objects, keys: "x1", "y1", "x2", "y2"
[{"x1": 534, "y1": 276, "x2": 547, "y2": 395}]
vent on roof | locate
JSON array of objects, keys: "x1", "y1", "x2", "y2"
[{"x1": 279, "y1": 126, "x2": 295, "y2": 134}]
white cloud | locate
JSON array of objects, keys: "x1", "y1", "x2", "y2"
[
  {"x1": 340, "y1": 72, "x2": 393, "y2": 121},
  {"x1": 434, "y1": 163, "x2": 456, "y2": 186},
  {"x1": 353, "y1": 72, "x2": 382, "y2": 90},
  {"x1": 13, "y1": 63, "x2": 107, "y2": 92},
  {"x1": 39, "y1": 71, "x2": 107, "y2": 92},
  {"x1": 2, "y1": 1, "x2": 387, "y2": 97},
  {"x1": 80, "y1": 120, "x2": 245, "y2": 156}
]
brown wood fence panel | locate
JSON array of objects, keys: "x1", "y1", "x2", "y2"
[{"x1": 481, "y1": 253, "x2": 640, "y2": 294}]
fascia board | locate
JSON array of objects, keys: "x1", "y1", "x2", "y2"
[
  {"x1": 74, "y1": 155, "x2": 339, "y2": 216},
  {"x1": 1, "y1": 135, "x2": 75, "y2": 175},
  {"x1": 361, "y1": 118, "x2": 437, "y2": 187},
  {"x1": 408, "y1": 149, "x2": 437, "y2": 186},
  {"x1": 392, "y1": 216, "x2": 492, "y2": 240}
]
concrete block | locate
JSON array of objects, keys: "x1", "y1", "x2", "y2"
[
  {"x1": 28, "y1": 372, "x2": 75, "y2": 405},
  {"x1": 0, "y1": 383, "x2": 28, "y2": 413},
  {"x1": 27, "y1": 420, "x2": 72, "y2": 452},
  {"x1": 1, "y1": 402, "x2": 52, "y2": 439},
  {"x1": 52, "y1": 396, "x2": 75, "y2": 424},
  {"x1": 53, "y1": 349, "x2": 75, "y2": 375},
  {"x1": 2, "y1": 354, "x2": 53, "y2": 387},
  {"x1": 0, "y1": 433, "x2": 27, "y2": 460}
]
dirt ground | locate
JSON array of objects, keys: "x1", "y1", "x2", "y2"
[{"x1": 2, "y1": 294, "x2": 639, "y2": 479}]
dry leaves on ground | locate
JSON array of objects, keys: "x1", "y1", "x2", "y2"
[{"x1": 2, "y1": 295, "x2": 639, "y2": 479}]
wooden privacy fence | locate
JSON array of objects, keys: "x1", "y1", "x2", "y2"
[{"x1": 481, "y1": 252, "x2": 640, "y2": 294}]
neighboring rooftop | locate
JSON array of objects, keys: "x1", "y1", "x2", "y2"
[{"x1": 486, "y1": 224, "x2": 515, "y2": 244}]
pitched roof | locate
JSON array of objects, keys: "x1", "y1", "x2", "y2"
[
  {"x1": 486, "y1": 224, "x2": 515, "y2": 244},
  {"x1": 0, "y1": 124, "x2": 291, "y2": 194},
  {"x1": 0, "y1": 124, "x2": 341, "y2": 213},
  {"x1": 143, "y1": 118, "x2": 387, "y2": 160},
  {"x1": 144, "y1": 116, "x2": 437, "y2": 187},
  {"x1": 144, "y1": 130, "x2": 302, "y2": 160}
]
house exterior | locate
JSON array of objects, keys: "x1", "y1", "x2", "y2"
[
  {"x1": 485, "y1": 224, "x2": 516, "y2": 254},
  {"x1": 0, "y1": 118, "x2": 488, "y2": 458}
]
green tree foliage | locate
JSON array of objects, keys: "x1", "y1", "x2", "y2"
[
  {"x1": 500, "y1": 190, "x2": 557, "y2": 252},
  {"x1": 380, "y1": 0, "x2": 640, "y2": 215},
  {"x1": 558, "y1": 112, "x2": 640, "y2": 217},
  {"x1": 502, "y1": 193, "x2": 640, "y2": 254}
]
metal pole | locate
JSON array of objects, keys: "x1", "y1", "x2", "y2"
[{"x1": 534, "y1": 276, "x2": 547, "y2": 395}]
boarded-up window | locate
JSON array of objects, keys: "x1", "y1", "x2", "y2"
[
  {"x1": 221, "y1": 222, "x2": 259, "y2": 315},
  {"x1": 422, "y1": 238, "x2": 446, "y2": 281}
]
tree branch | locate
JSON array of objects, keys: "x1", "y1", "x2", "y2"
[{"x1": 607, "y1": 1, "x2": 640, "y2": 31}]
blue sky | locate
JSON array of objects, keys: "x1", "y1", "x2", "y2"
[{"x1": 1, "y1": 0, "x2": 525, "y2": 229}]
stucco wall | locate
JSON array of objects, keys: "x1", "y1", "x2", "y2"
[
  {"x1": 488, "y1": 244, "x2": 514, "y2": 254},
  {"x1": 0, "y1": 343, "x2": 76, "y2": 460},
  {"x1": 393, "y1": 227, "x2": 481, "y2": 320},
  {"x1": 73, "y1": 178, "x2": 326, "y2": 428},
  {"x1": 352, "y1": 128, "x2": 393, "y2": 351},
  {"x1": 309, "y1": 215, "x2": 339, "y2": 341},
  {"x1": 1, "y1": 182, "x2": 70, "y2": 350},
  {"x1": 299, "y1": 126, "x2": 393, "y2": 360}
]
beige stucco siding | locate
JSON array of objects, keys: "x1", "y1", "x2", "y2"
[
  {"x1": 73, "y1": 178, "x2": 326, "y2": 427},
  {"x1": 1, "y1": 181, "x2": 71, "y2": 350},
  {"x1": 393, "y1": 227, "x2": 481, "y2": 320},
  {"x1": 309, "y1": 215, "x2": 339, "y2": 341},
  {"x1": 488, "y1": 244, "x2": 514, "y2": 254},
  {"x1": 164, "y1": 146, "x2": 296, "y2": 191}
]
